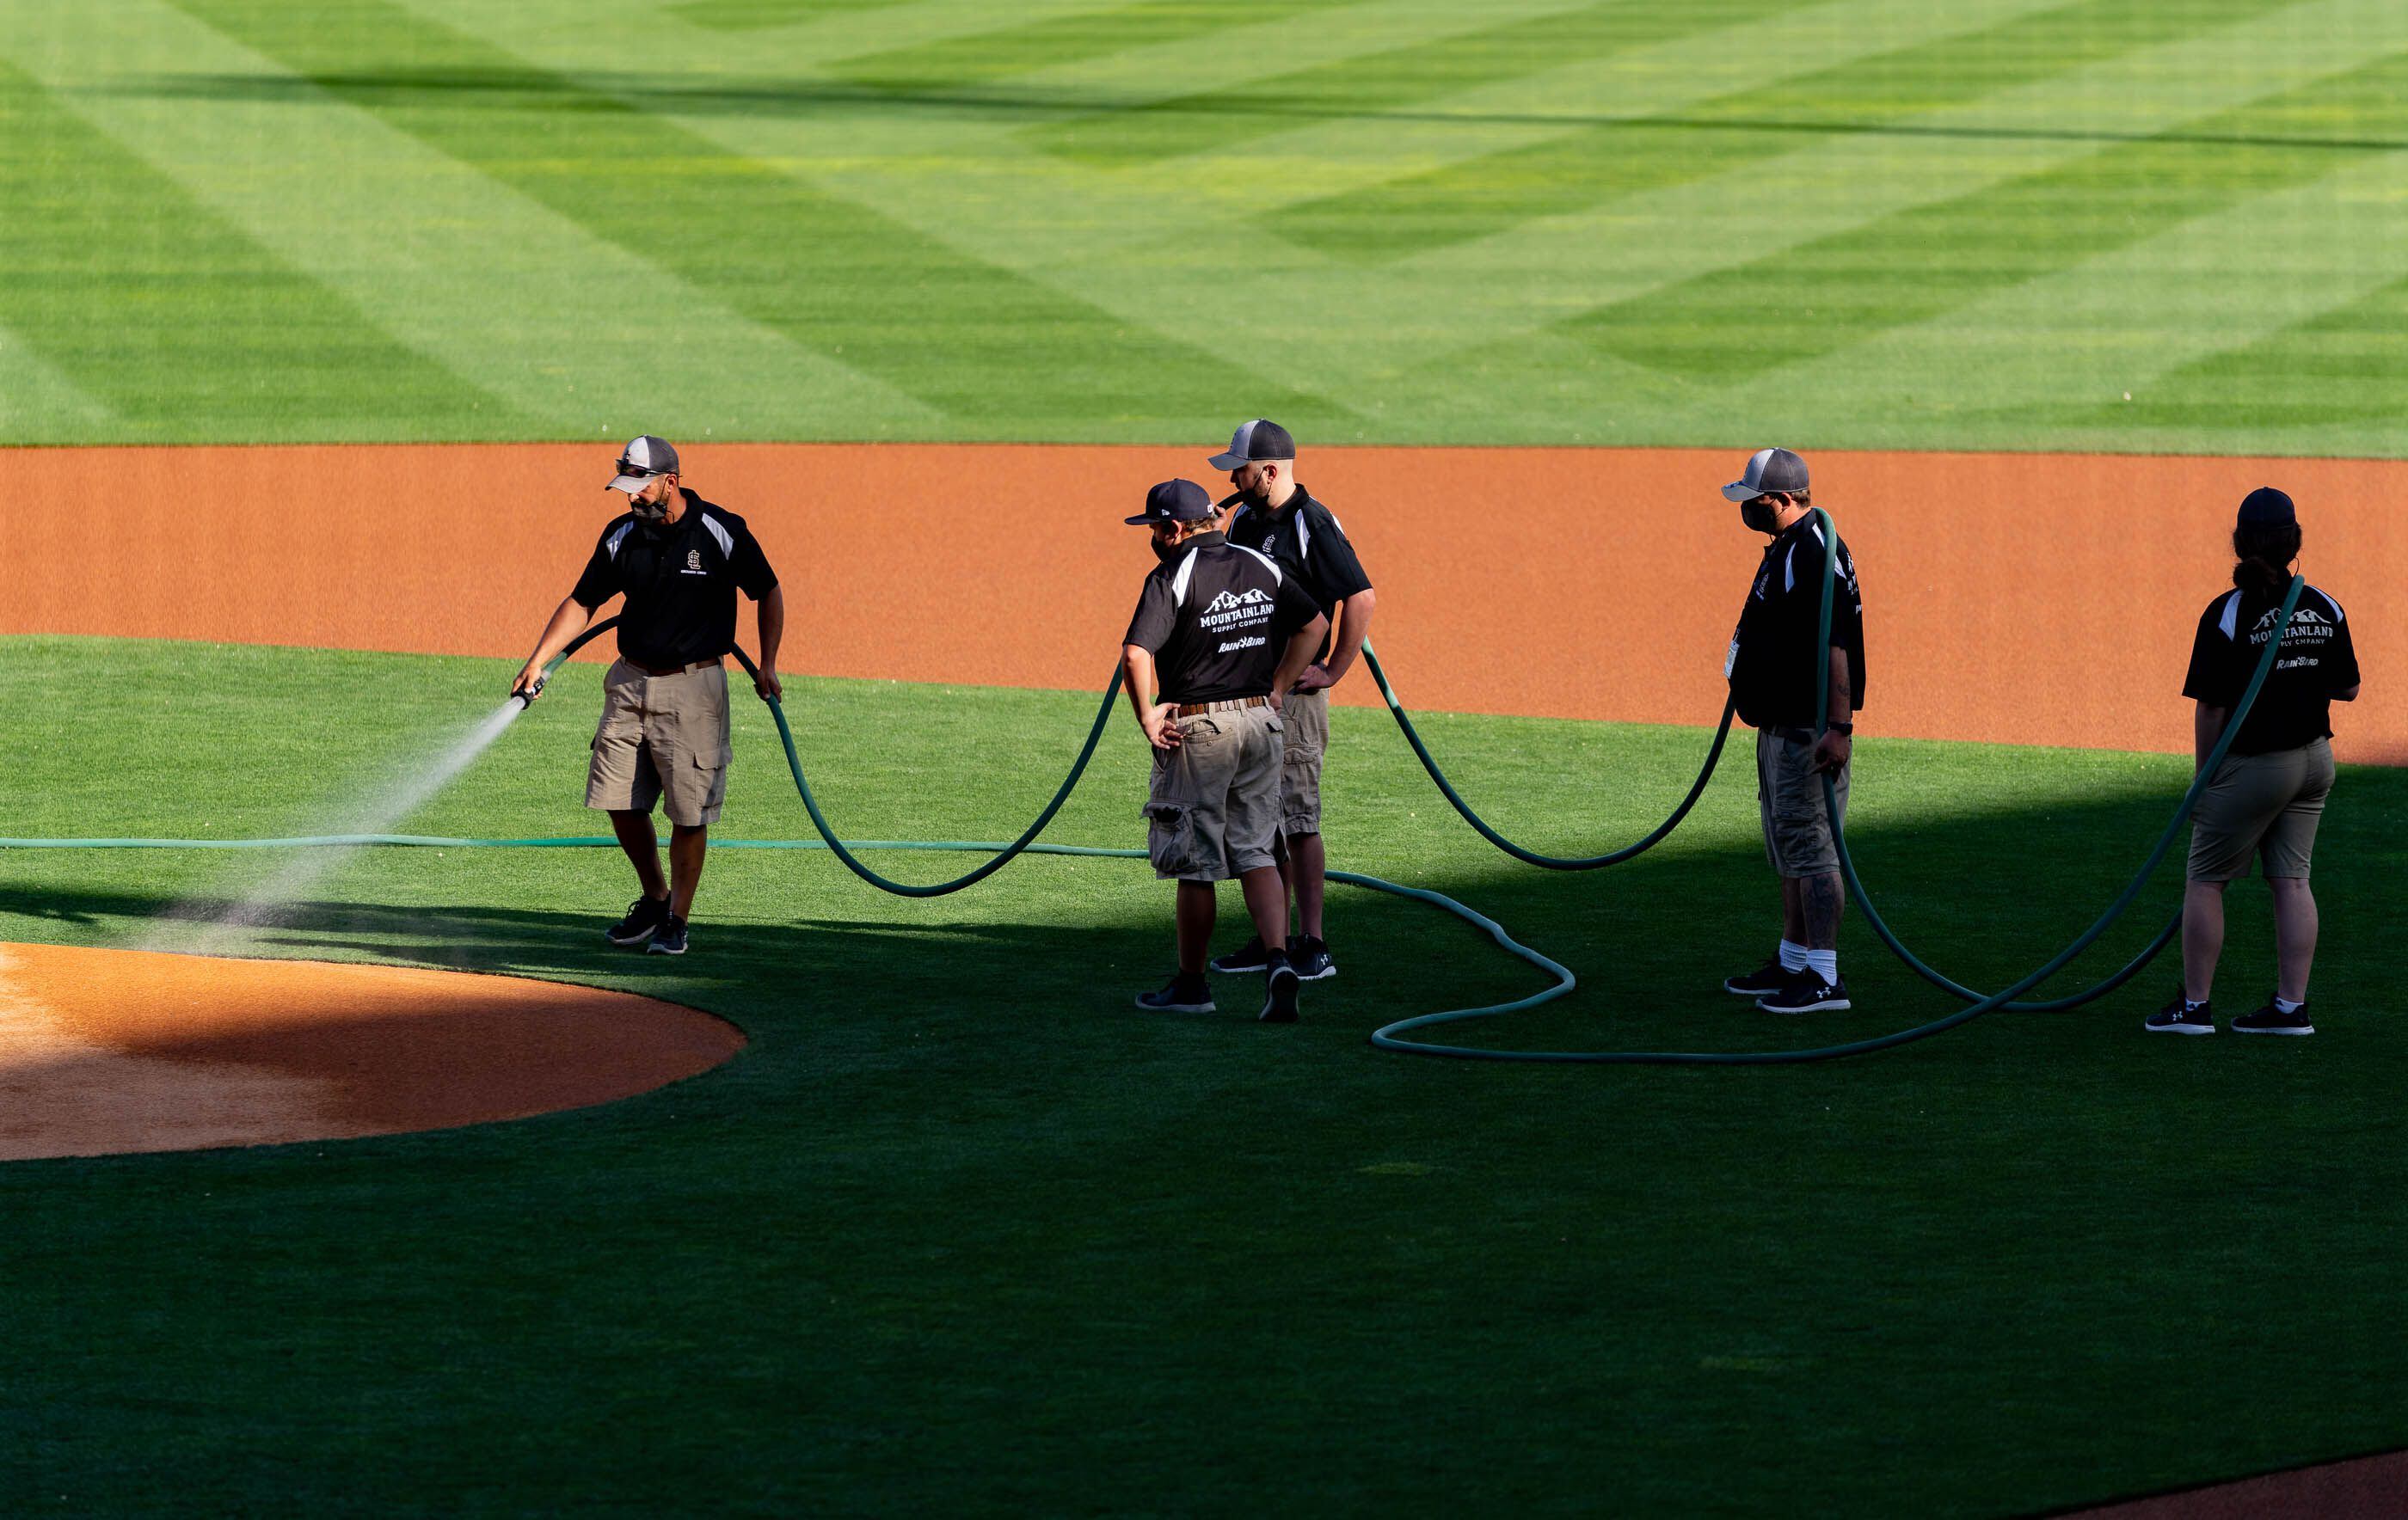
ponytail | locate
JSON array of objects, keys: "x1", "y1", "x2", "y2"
[{"x1": 2232, "y1": 521, "x2": 2300, "y2": 597}]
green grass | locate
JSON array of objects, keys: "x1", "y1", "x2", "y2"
[
  {"x1": 5, "y1": 0, "x2": 2408, "y2": 453},
  {"x1": 3, "y1": 634, "x2": 2405, "y2": 1514}
]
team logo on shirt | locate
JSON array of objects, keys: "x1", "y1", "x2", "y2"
[
  {"x1": 688, "y1": 549, "x2": 703, "y2": 571},
  {"x1": 2248, "y1": 606, "x2": 2331, "y2": 645},
  {"x1": 1202, "y1": 589, "x2": 1273, "y2": 615}
]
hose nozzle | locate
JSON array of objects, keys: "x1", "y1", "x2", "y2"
[{"x1": 511, "y1": 671, "x2": 548, "y2": 709}]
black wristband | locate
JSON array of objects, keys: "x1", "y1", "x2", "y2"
[{"x1": 1827, "y1": 721, "x2": 1853, "y2": 735}]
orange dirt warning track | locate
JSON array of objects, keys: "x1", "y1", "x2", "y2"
[
  {"x1": 0, "y1": 941, "x2": 744, "y2": 1161},
  {"x1": 4, "y1": 442, "x2": 2399, "y2": 763}
]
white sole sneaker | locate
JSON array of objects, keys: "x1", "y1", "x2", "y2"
[
  {"x1": 2145, "y1": 1020, "x2": 2215, "y2": 1035},
  {"x1": 2233, "y1": 1024, "x2": 2313, "y2": 1036}
]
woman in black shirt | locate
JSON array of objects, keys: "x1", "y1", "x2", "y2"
[{"x1": 2147, "y1": 488, "x2": 2360, "y2": 1037}]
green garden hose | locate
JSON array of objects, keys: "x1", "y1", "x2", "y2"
[
  {"x1": 1369, "y1": 509, "x2": 2301, "y2": 1062},
  {"x1": 1361, "y1": 644, "x2": 1739, "y2": 871}
]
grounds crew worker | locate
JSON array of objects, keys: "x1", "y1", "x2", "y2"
[
  {"x1": 1202, "y1": 420, "x2": 1376, "y2": 985},
  {"x1": 511, "y1": 436, "x2": 783, "y2": 957},
  {"x1": 1121, "y1": 479, "x2": 1329, "y2": 1021},
  {"x1": 1716, "y1": 449, "x2": 1866, "y2": 1014},
  {"x1": 2147, "y1": 487, "x2": 2359, "y2": 1037}
]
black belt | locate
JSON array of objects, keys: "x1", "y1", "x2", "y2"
[
  {"x1": 1171, "y1": 695, "x2": 1275, "y2": 718},
  {"x1": 1764, "y1": 726, "x2": 1819, "y2": 745}
]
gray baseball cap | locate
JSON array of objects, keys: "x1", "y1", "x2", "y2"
[
  {"x1": 1721, "y1": 447, "x2": 1809, "y2": 503},
  {"x1": 606, "y1": 435, "x2": 680, "y2": 493},
  {"x1": 1207, "y1": 419, "x2": 1295, "y2": 471}
]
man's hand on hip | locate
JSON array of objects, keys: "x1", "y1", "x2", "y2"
[
  {"x1": 1142, "y1": 702, "x2": 1183, "y2": 751},
  {"x1": 1292, "y1": 663, "x2": 1336, "y2": 694}
]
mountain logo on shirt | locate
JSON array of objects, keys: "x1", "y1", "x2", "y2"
[
  {"x1": 687, "y1": 549, "x2": 703, "y2": 572},
  {"x1": 1203, "y1": 589, "x2": 1274, "y2": 614},
  {"x1": 2249, "y1": 605, "x2": 2332, "y2": 644}
]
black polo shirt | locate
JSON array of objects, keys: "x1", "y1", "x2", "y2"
[
  {"x1": 1223, "y1": 486, "x2": 1372, "y2": 663},
  {"x1": 2183, "y1": 584, "x2": 2357, "y2": 756},
  {"x1": 1727, "y1": 515, "x2": 1865, "y2": 730},
  {"x1": 570, "y1": 489, "x2": 778, "y2": 668},
  {"x1": 1124, "y1": 531, "x2": 1324, "y2": 704}
]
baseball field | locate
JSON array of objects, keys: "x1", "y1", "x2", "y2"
[{"x1": 4, "y1": 1, "x2": 2406, "y2": 1514}]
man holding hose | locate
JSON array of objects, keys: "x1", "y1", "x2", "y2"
[
  {"x1": 513, "y1": 436, "x2": 784, "y2": 956},
  {"x1": 1717, "y1": 449, "x2": 1866, "y2": 1014}
]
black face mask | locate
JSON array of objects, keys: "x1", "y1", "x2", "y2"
[
  {"x1": 1151, "y1": 534, "x2": 1180, "y2": 564},
  {"x1": 1740, "y1": 497, "x2": 1780, "y2": 534}
]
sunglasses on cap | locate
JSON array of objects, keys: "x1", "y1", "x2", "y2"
[{"x1": 615, "y1": 458, "x2": 671, "y2": 479}]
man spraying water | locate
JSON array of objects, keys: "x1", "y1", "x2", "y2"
[{"x1": 513, "y1": 436, "x2": 785, "y2": 956}]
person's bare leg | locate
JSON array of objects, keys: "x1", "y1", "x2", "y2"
[
  {"x1": 1239, "y1": 865, "x2": 1289, "y2": 956},
  {"x1": 1287, "y1": 831, "x2": 1327, "y2": 941},
  {"x1": 2181, "y1": 879, "x2": 2227, "y2": 1003},
  {"x1": 2269, "y1": 876, "x2": 2319, "y2": 1004},
  {"x1": 611, "y1": 810, "x2": 668, "y2": 902},
  {"x1": 1781, "y1": 876, "x2": 1807, "y2": 946},
  {"x1": 1176, "y1": 880, "x2": 1216, "y2": 974},
  {"x1": 1802, "y1": 871, "x2": 1846, "y2": 951},
  {"x1": 668, "y1": 824, "x2": 708, "y2": 920}
]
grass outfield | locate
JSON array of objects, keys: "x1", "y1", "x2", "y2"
[
  {"x1": 3, "y1": 634, "x2": 2405, "y2": 1513},
  {"x1": 3, "y1": 0, "x2": 2406, "y2": 456}
]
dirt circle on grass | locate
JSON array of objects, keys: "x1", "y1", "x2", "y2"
[{"x1": 0, "y1": 941, "x2": 744, "y2": 1162}]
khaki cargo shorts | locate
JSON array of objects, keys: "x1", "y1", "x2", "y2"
[
  {"x1": 2188, "y1": 737, "x2": 2335, "y2": 882},
  {"x1": 1277, "y1": 688, "x2": 1329, "y2": 836},
  {"x1": 1143, "y1": 702, "x2": 1286, "y2": 883},
  {"x1": 1756, "y1": 727, "x2": 1849, "y2": 879},
  {"x1": 587, "y1": 659, "x2": 733, "y2": 828}
]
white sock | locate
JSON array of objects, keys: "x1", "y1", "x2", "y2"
[
  {"x1": 1779, "y1": 940, "x2": 1809, "y2": 972},
  {"x1": 2276, "y1": 996, "x2": 2305, "y2": 1014},
  {"x1": 1804, "y1": 948, "x2": 1838, "y2": 985}
]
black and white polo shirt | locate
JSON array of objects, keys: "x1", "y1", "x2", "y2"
[
  {"x1": 1727, "y1": 514, "x2": 1865, "y2": 731},
  {"x1": 1223, "y1": 486, "x2": 1372, "y2": 663},
  {"x1": 2184, "y1": 584, "x2": 2358, "y2": 755},
  {"x1": 571, "y1": 488, "x2": 779, "y2": 669},
  {"x1": 1124, "y1": 531, "x2": 1324, "y2": 704}
]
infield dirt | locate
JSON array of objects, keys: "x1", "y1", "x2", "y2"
[
  {"x1": 8, "y1": 442, "x2": 2399, "y2": 763},
  {"x1": 0, "y1": 941, "x2": 743, "y2": 1161}
]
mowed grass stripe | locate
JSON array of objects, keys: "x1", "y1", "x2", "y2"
[
  {"x1": 2090, "y1": 270, "x2": 2408, "y2": 434},
  {"x1": 6, "y1": 0, "x2": 939, "y2": 444},
  {"x1": 829, "y1": 0, "x2": 1362, "y2": 92},
  {"x1": 0, "y1": 58, "x2": 519, "y2": 438},
  {"x1": 667, "y1": 0, "x2": 913, "y2": 32},
  {"x1": 0, "y1": 320, "x2": 117, "y2": 432},
  {"x1": 1351, "y1": 0, "x2": 2392, "y2": 429},
  {"x1": 170, "y1": 0, "x2": 1347, "y2": 432},
  {"x1": 1275, "y1": 0, "x2": 2307, "y2": 264},
  {"x1": 1563, "y1": 34, "x2": 2408, "y2": 379},
  {"x1": 1723, "y1": 92, "x2": 2408, "y2": 445},
  {"x1": 1019, "y1": 0, "x2": 1820, "y2": 168}
]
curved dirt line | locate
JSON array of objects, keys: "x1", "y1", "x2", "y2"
[
  {"x1": 0, "y1": 941, "x2": 745, "y2": 1161},
  {"x1": 3, "y1": 442, "x2": 2397, "y2": 763}
]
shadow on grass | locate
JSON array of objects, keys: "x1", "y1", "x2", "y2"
[{"x1": 111, "y1": 69, "x2": 2408, "y2": 156}]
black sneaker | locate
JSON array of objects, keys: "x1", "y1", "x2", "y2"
[
  {"x1": 1259, "y1": 959, "x2": 1301, "y2": 1023},
  {"x1": 2144, "y1": 995, "x2": 2214, "y2": 1035},
  {"x1": 605, "y1": 894, "x2": 671, "y2": 947},
  {"x1": 1136, "y1": 973, "x2": 1215, "y2": 1014},
  {"x1": 1210, "y1": 936, "x2": 1272, "y2": 974},
  {"x1": 647, "y1": 916, "x2": 689, "y2": 955},
  {"x1": 1758, "y1": 971, "x2": 1850, "y2": 1014},
  {"x1": 2233, "y1": 999, "x2": 2313, "y2": 1036},
  {"x1": 1289, "y1": 935, "x2": 1336, "y2": 982},
  {"x1": 1724, "y1": 959, "x2": 1791, "y2": 997}
]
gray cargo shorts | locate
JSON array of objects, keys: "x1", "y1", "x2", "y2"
[
  {"x1": 1143, "y1": 702, "x2": 1286, "y2": 884},
  {"x1": 1755, "y1": 726, "x2": 1849, "y2": 879}
]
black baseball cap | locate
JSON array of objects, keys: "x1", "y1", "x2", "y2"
[
  {"x1": 2238, "y1": 487, "x2": 2296, "y2": 526},
  {"x1": 607, "y1": 435, "x2": 679, "y2": 493},
  {"x1": 1722, "y1": 447, "x2": 1809, "y2": 502},
  {"x1": 1207, "y1": 419, "x2": 1296, "y2": 471},
  {"x1": 1125, "y1": 478, "x2": 1218, "y2": 525}
]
